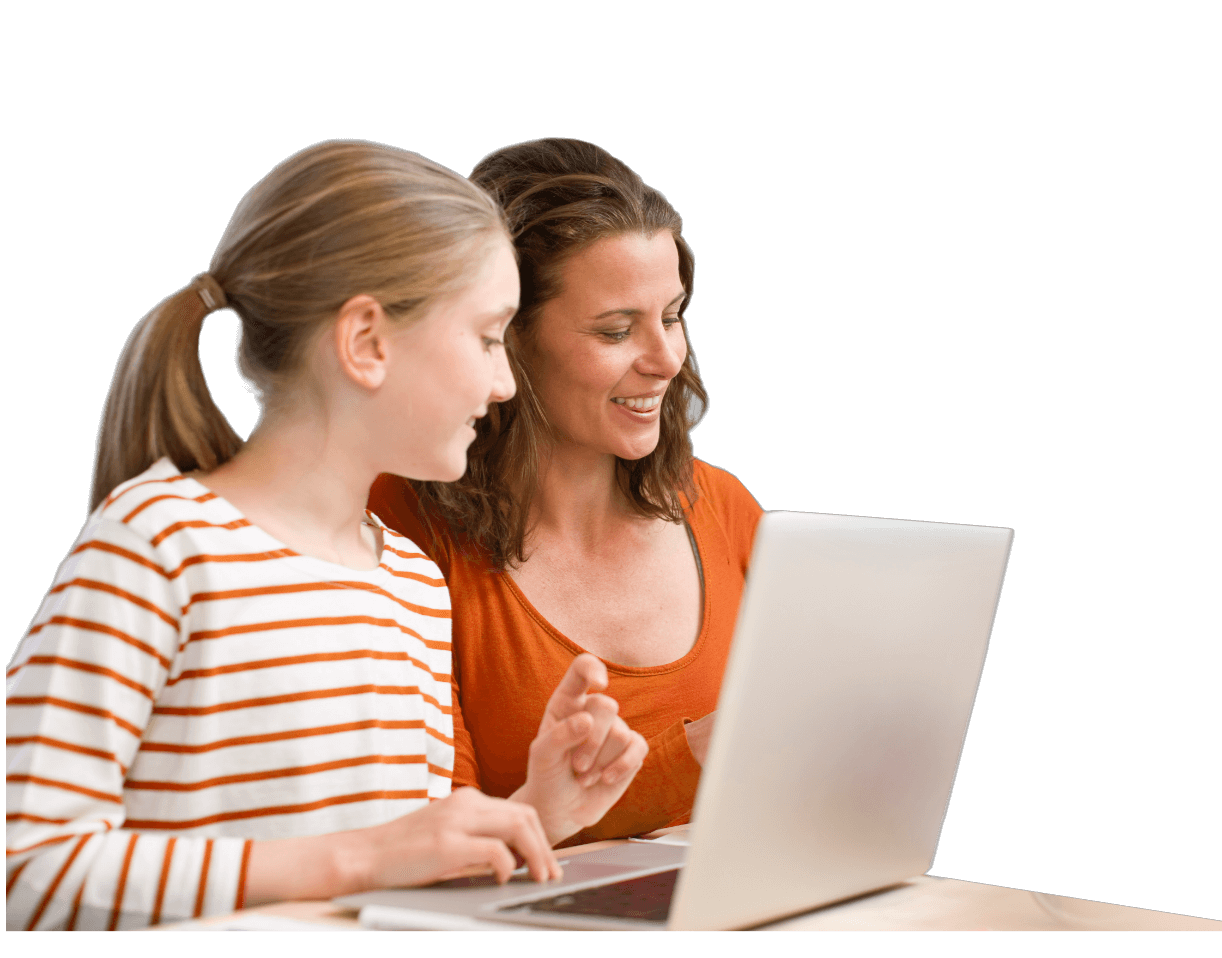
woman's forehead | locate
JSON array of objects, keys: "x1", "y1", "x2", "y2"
[{"x1": 555, "y1": 233, "x2": 683, "y2": 306}]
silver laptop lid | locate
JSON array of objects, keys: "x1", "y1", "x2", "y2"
[{"x1": 670, "y1": 511, "x2": 1012, "y2": 930}]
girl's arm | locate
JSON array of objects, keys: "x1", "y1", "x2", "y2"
[
  {"x1": 6, "y1": 517, "x2": 247, "y2": 929},
  {"x1": 243, "y1": 786, "x2": 561, "y2": 903}
]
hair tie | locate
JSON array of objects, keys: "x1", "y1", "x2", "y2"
[{"x1": 193, "y1": 273, "x2": 229, "y2": 313}]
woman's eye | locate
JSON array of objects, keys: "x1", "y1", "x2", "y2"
[
  {"x1": 601, "y1": 318, "x2": 678, "y2": 342},
  {"x1": 482, "y1": 337, "x2": 504, "y2": 349}
]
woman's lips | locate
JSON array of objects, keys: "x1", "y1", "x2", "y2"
[{"x1": 608, "y1": 395, "x2": 659, "y2": 420}]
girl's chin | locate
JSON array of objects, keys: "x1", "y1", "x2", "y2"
[{"x1": 393, "y1": 453, "x2": 469, "y2": 484}]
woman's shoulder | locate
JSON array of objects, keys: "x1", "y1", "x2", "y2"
[
  {"x1": 691, "y1": 459, "x2": 763, "y2": 517},
  {"x1": 689, "y1": 460, "x2": 763, "y2": 569}
]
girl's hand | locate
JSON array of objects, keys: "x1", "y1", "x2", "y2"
[
  {"x1": 245, "y1": 787, "x2": 561, "y2": 904},
  {"x1": 511, "y1": 653, "x2": 648, "y2": 844},
  {"x1": 352, "y1": 786, "x2": 562, "y2": 888}
]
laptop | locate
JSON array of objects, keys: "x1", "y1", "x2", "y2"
[{"x1": 335, "y1": 510, "x2": 1013, "y2": 930}]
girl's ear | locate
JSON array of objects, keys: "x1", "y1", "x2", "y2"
[{"x1": 333, "y1": 295, "x2": 390, "y2": 390}]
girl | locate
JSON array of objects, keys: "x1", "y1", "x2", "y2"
[{"x1": 6, "y1": 140, "x2": 646, "y2": 930}]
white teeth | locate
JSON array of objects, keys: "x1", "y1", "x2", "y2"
[{"x1": 613, "y1": 395, "x2": 661, "y2": 410}]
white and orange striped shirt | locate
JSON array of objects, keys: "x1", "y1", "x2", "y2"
[{"x1": 6, "y1": 458, "x2": 453, "y2": 929}]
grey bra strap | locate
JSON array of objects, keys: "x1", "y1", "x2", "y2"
[{"x1": 685, "y1": 520, "x2": 705, "y2": 590}]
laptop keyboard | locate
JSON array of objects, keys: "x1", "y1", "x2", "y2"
[{"x1": 507, "y1": 868, "x2": 679, "y2": 923}]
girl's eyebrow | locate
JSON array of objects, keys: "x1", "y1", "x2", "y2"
[
  {"x1": 592, "y1": 291, "x2": 687, "y2": 321},
  {"x1": 478, "y1": 303, "x2": 519, "y2": 322}
]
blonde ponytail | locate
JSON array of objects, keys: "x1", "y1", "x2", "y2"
[
  {"x1": 90, "y1": 275, "x2": 242, "y2": 510},
  {"x1": 90, "y1": 140, "x2": 506, "y2": 512}
]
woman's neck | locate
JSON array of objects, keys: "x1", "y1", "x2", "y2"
[{"x1": 528, "y1": 442, "x2": 640, "y2": 549}]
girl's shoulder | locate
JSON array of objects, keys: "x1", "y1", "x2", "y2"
[
  {"x1": 365, "y1": 509, "x2": 450, "y2": 592},
  {"x1": 96, "y1": 457, "x2": 235, "y2": 539},
  {"x1": 367, "y1": 474, "x2": 464, "y2": 579}
]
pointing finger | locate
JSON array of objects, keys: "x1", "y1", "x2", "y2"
[{"x1": 545, "y1": 653, "x2": 608, "y2": 721}]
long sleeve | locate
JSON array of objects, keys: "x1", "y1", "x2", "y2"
[{"x1": 6, "y1": 516, "x2": 248, "y2": 930}]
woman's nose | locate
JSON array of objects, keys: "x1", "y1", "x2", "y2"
[
  {"x1": 636, "y1": 318, "x2": 687, "y2": 379},
  {"x1": 489, "y1": 345, "x2": 517, "y2": 403}
]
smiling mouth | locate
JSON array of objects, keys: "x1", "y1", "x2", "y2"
[{"x1": 611, "y1": 395, "x2": 662, "y2": 411}]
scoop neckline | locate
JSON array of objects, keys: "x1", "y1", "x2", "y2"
[
  {"x1": 499, "y1": 515, "x2": 711, "y2": 678},
  {"x1": 171, "y1": 463, "x2": 394, "y2": 583}
]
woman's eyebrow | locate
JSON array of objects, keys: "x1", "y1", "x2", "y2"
[{"x1": 592, "y1": 291, "x2": 687, "y2": 320}]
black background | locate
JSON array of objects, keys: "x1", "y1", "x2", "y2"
[{"x1": 9, "y1": 102, "x2": 1212, "y2": 918}]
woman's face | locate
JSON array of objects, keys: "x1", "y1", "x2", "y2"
[
  {"x1": 381, "y1": 237, "x2": 519, "y2": 481},
  {"x1": 527, "y1": 231, "x2": 687, "y2": 463}
]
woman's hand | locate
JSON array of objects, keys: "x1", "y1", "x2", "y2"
[
  {"x1": 512, "y1": 653, "x2": 648, "y2": 844},
  {"x1": 244, "y1": 787, "x2": 561, "y2": 905},
  {"x1": 683, "y1": 711, "x2": 717, "y2": 766}
]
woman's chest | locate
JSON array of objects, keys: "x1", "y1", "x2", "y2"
[{"x1": 508, "y1": 521, "x2": 703, "y2": 668}]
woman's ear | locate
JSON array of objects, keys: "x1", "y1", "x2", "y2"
[{"x1": 333, "y1": 295, "x2": 390, "y2": 390}]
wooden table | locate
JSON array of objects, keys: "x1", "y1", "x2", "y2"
[{"x1": 172, "y1": 829, "x2": 1220, "y2": 931}]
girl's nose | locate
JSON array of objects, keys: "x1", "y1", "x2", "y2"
[{"x1": 489, "y1": 345, "x2": 516, "y2": 403}]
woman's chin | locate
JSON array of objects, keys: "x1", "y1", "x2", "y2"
[{"x1": 610, "y1": 437, "x2": 662, "y2": 462}]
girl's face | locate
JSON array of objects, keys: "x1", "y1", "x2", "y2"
[
  {"x1": 380, "y1": 238, "x2": 519, "y2": 481},
  {"x1": 527, "y1": 231, "x2": 687, "y2": 463}
]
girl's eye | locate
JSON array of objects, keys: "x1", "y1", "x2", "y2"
[
  {"x1": 663, "y1": 316, "x2": 681, "y2": 327},
  {"x1": 482, "y1": 337, "x2": 504, "y2": 350},
  {"x1": 601, "y1": 330, "x2": 631, "y2": 342}
]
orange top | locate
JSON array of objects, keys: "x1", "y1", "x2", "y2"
[{"x1": 367, "y1": 460, "x2": 762, "y2": 843}]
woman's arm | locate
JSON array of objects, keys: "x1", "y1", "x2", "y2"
[
  {"x1": 510, "y1": 654, "x2": 648, "y2": 845},
  {"x1": 683, "y1": 712, "x2": 715, "y2": 765},
  {"x1": 560, "y1": 719, "x2": 703, "y2": 845}
]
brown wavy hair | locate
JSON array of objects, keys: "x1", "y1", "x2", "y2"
[
  {"x1": 91, "y1": 140, "x2": 506, "y2": 511},
  {"x1": 411, "y1": 138, "x2": 709, "y2": 568}
]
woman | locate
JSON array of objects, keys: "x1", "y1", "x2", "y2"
[
  {"x1": 369, "y1": 138, "x2": 763, "y2": 843},
  {"x1": 6, "y1": 140, "x2": 646, "y2": 929}
]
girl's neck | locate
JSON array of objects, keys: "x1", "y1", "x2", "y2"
[{"x1": 198, "y1": 410, "x2": 381, "y2": 571}]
